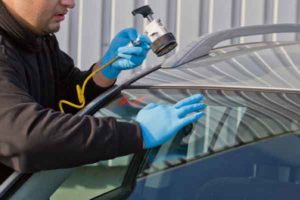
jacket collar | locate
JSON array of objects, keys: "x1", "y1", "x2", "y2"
[{"x1": 0, "y1": 1, "x2": 44, "y2": 52}]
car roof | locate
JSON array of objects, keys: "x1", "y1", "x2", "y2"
[{"x1": 132, "y1": 41, "x2": 300, "y2": 92}]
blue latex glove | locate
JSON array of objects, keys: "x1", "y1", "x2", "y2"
[
  {"x1": 100, "y1": 28, "x2": 152, "y2": 80},
  {"x1": 136, "y1": 94, "x2": 206, "y2": 149}
]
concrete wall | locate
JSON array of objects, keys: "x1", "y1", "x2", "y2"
[{"x1": 56, "y1": 0, "x2": 300, "y2": 75}]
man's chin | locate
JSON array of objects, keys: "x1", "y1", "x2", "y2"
[{"x1": 45, "y1": 24, "x2": 61, "y2": 34}]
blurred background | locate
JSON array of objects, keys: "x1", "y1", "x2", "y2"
[{"x1": 56, "y1": 0, "x2": 300, "y2": 81}]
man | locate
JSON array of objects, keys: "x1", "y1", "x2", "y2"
[{"x1": 0, "y1": 0, "x2": 205, "y2": 173}]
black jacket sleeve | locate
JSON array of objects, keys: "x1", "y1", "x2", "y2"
[{"x1": 0, "y1": 56, "x2": 143, "y2": 173}]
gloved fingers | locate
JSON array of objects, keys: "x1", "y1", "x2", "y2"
[
  {"x1": 135, "y1": 34, "x2": 152, "y2": 47},
  {"x1": 174, "y1": 94, "x2": 204, "y2": 109},
  {"x1": 143, "y1": 103, "x2": 159, "y2": 110},
  {"x1": 111, "y1": 28, "x2": 139, "y2": 49},
  {"x1": 137, "y1": 43, "x2": 151, "y2": 56},
  {"x1": 118, "y1": 52, "x2": 145, "y2": 61},
  {"x1": 119, "y1": 42, "x2": 150, "y2": 56},
  {"x1": 136, "y1": 42, "x2": 151, "y2": 52},
  {"x1": 113, "y1": 58, "x2": 136, "y2": 70},
  {"x1": 112, "y1": 44, "x2": 149, "y2": 70},
  {"x1": 117, "y1": 27, "x2": 138, "y2": 41},
  {"x1": 118, "y1": 46, "x2": 146, "y2": 56},
  {"x1": 177, "y1": 103, "x2": 206, "y2": 118},
  {"x1": 128, "y1": 55, "x2": 145, "y2": 66},
  {"x1": 134, "y1": 36, "x2": 151, "y2": 54},
  {"x1": 116, "y1": 54, "x2": 145, "y2": 69},
  {"x1": 180, "y1": 112, "x2": 205, "y2": 127}
]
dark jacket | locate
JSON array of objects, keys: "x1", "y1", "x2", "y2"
[{"x1": 0, "y1": 2, "x2": 143, "y2": 173}]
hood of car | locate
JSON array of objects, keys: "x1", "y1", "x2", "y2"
[{"x1": 133, "y1": 41, "x2": 300, "y2": 91}]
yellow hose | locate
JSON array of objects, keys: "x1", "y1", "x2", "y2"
[{"x1": 59, "y1": 56, "x2": 119, "y2": 113}]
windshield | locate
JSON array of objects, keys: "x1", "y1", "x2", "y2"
[
  {"x1": 96, "y1": 88, "x2": 300, "y2": 177},
  {"x1": 133, "y1": 42, "x2": 300, "y2": 90},
  {"x1": 10, "y1": 87, "x2": 300, "y2": 200}
]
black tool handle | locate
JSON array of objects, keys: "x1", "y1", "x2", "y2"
[{"x1": 132, "y1": 5, "x2": 153, "y2": 18}]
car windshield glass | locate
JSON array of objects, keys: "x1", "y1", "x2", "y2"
[
  {"x1": 49, "y1": 155, "x2": 133, "y2": 200},
  {"x1": 133, "y1": 42, "x2": 300, "y2": 90},
  {"x1": 95, "y1": 88, "x2": 300, "y2": 176}
]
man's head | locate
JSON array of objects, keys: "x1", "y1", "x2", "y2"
[{"x1": 2, "y1": 0, "x2": 75, "y2": 35}]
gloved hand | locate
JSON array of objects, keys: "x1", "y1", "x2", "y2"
[
  {"x1": 136, "y1": 94, "x2": 206, "y2": 149},
  {"x1": 100, "y1": 28, "x2": 152, "y2": 80}
]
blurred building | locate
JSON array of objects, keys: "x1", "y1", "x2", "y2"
[{"x1": 56, "y1": 0, "x2": 300, "y2": 80}]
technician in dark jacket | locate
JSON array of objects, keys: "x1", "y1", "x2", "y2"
[{"x1": 0, "y1": 0, "x2": 206, "y2": 173}]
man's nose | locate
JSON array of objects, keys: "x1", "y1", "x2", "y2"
[{"x1": 60, "y1": 0, "x2": 75, "y2": 9}]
